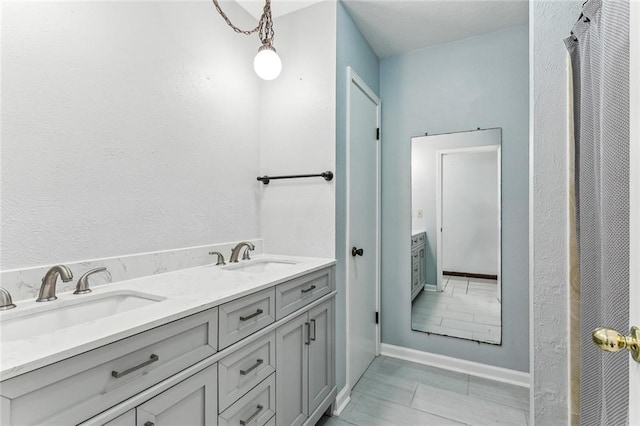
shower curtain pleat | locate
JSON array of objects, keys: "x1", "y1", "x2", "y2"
[{"x1": 565, "y1": 0, "x2": 630, "y2": 425}]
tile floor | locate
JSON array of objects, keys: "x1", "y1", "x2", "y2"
[
  {"x1": 317, "y1": 356, "x2": 529, "y2": 426},
  {"x1": 411, "y1": 275, "x2": 501, "y2": 344}
]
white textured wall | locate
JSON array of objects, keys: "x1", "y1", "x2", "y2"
[
  {"x1": 1, "y1": 1, "x2": 262, "y2": 270},
  {"x1": 530, "y1": 1, "x2": 582, "y2": 424},
  {"x1": 258, "y1": 0, "x2": 336, "y2": 258}
]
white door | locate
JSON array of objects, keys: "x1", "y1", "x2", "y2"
[
  {"x1": 346, "y1": 67, "x2": 380, "y2": 390},
  {"x1": 629, "y1": 2, "x2": 639, "y2": 422}
]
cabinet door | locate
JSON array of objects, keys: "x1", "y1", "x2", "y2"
[
  {"x1": 411, "y1": 250, "x2": 420, "y2": 289},
  {"x1": 136, "y1": 364, "x2": 217, "y2": 426},
  {"x1": 308, "y1": 300, "x2": 333, "y2": 415},
  {"x1": 275, "y1": 313, "x2": 308, "y2": 426},
  {"x1": 419, "y1": 246, "x2": 426, "y2": 285}
]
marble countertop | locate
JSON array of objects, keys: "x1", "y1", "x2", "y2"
[{"x1": 0, "y1": 254, "x2": 335, "y2": 381}]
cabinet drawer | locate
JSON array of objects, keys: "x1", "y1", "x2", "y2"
[
  {"x1": 219, "y1": 374, "x2": 276, "y2": 426},
  {"x1": 411, "y1": 236, "x2": 419, "y2": 247},
  {"x1": 219, "y1": 288, "x2": 275, "y2": 350},
  {"x1": 219, "y1": 332, "x2": 276, "y2": 412},
  {"x1": 275, "y1": 268, "x2": 332, "y2": 320},
  {"x1": 418, "y1": 233, "x2": 425, "y2": 244},
  {"x1": 0, "y1": 308, "x2": 217, "y2": 426}
]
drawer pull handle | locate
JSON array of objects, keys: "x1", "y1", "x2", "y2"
[
  {"x1": 144, "y1": 422, "x2": 155, "y2": 426},
  {"x1": 111, "y1": 354, "x2": 159, "y2": 378},
  {"x1": 310, "y1": 319, "x2": 316, "y2": 341},
  {"x1": 240, "y1": 359, "x2": 264, "y2": 375},
  {"x1": 239, "y1": 404, "x2": 264, "y2": 425},
  {"x1": 301, "y1": 285, "x2": 316, "y2": 294},
  {"x1": 240, "y1": 309, "x2": 263, "y2": 321}
]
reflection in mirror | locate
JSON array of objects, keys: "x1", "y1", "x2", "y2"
[{"x1": 411, "y1": 128, "x2": 502, "y2": 344}]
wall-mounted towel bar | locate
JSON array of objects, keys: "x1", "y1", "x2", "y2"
[{"x1": 257, "y1": 171, "x2": 334, "y2": 185}]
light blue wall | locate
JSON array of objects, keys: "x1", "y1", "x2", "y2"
[
  {"x1": 335, "y1": 1, "x2": 380, "y2": 391},
  {"x1": 380, "y1": 25, "x2": 530, "y2": 372}
]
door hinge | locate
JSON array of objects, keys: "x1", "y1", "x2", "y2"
[
  {"x1": 375, "y1": 311, "x2": 379, "y2": 324},
  {"x1": 376, "y1": 128, "x2": 380, "y2": 140}
]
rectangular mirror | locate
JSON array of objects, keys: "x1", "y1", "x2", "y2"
[{"x1": 411, "y1": 128, "x2": 502, "y2": 344}]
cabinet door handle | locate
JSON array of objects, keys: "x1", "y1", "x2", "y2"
[
  {"x1": 240, "y1": 309, "x2": 263, "y2": 321},
  {"x1": 310, "y1": 319, "x2": 316, "y2": 342},
  {"x1": 144, "y1": 422, "x2": 155, "y2": 426},
  {"x1": 305, "y1": 322, "x2": 311, "y2": 345},
  {"x1": 301, "y1": 285, "x2": 316, "y2": 294},
  {"x1": 239, "y1": 404, "x2": 264, "y2": 425},
  {"x1": 111, "y1": 354, "x2": 159, "y2": 379},
  {"x1": 240, "y1": 359, "x2": 264, "y2": 375}
]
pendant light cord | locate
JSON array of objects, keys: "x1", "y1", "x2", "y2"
[{"x1": 211, "y1": 0, "x2": 275, "y2": 47}]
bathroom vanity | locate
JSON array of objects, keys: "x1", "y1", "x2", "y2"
[
  {"x1": 0, "y1": 256, "x2": 336, "y2": 426},
  {"x1": 410, "y1": 231, "x2": 427, "y2": 301}
]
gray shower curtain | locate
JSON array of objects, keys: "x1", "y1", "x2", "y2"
[{"x1": 565, "y1": 0, "x2": 630, "y2": 425}]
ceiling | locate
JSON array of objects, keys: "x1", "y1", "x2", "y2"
[
  {"x1": 234, "y1": 0, "x2": 529, "y2": 59},
  {"x1": 235, "y1": 0, "x2": 325, "y2": 20},
  {"x1": 342, "y1": 0, "x2": 529, "y2": 58}
]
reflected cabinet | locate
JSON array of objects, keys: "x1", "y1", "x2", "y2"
[{"x1": 411, "y1": 232, "x2": 427, "y2": 301}]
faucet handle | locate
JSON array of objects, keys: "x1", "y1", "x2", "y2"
[
  {"x1": 242, "y1": 247, "x2": 252, "y2": 261},
  {"x1": 209, "y1": 251, "x2": 226, "y2": 266},
  {"x1": 0, "y1": 287, "x2": 16, "y2": 311},
  {"x1": 74, "y1": 267, "x2": 108, "y2": 295}
]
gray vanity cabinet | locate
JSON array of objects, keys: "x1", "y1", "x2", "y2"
[
  {"x1": 411, "y1": 232, "x2": 427, "y2": 301},
  {"x1": 2, "y1": 265, "x2": 336, "y2": 426},
  {"x1": 307, "y1": 301, "x2": 333, "y2": 415},
  {"x1": 136, "y1": 364, "x2": 217, "y2": 426},
  {"x1": 103, "y1": 365, "x2": 217, "y2": 426},
  {"x1": 275, "y1": 299, "x2": 333, "y2": 426},
  {"x1": 275, "y1": 313, "x2": 308, "y2": 426}
]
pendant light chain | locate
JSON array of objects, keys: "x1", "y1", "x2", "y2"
[{"x1": 211, "y1": 0, "x2": 275, "y2": 47}]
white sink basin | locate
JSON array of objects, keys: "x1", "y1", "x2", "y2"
[
  {"x1": 0, "y1": 290, "x2": 165, "y2": 343},
  {"x1": 223, "y1": 259, "x2": 299, "y2": 274}
]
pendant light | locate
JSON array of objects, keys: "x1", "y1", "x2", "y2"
[{"x1": 212, "y1": 0, "x2": 281, "y2": 80}]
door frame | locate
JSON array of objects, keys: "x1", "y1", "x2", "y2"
[
  {"x1": 345, "y1": 66, "x2": 381, "y2": 392},
  {"x1": 435, "y1": 144, "x2": 502, "y2": 294}
]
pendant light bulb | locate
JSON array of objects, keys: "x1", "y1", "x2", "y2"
[{"x1": 254, "y1": 45, "x2": 281, "y2": 80}]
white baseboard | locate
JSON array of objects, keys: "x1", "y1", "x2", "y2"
[
  {"x1": 333, "y1": 385, "x2": 351, "y2": 416},
  {"x1": 380, "y1": 343, "x2": 530, "y2": 388}
]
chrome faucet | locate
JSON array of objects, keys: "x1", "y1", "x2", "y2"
[
  {"x1": 74, "y1": 267, "x2": 107, "y2": 295},
  {"x1": 229, "y1": 241, "x2": 255, "y2": 263},
  {"x1": 37, "y1": 265, "x2": 73, "y2": 302},
  {"x1": 0, "y1": 288, "x2": 16, "y2": 310}
]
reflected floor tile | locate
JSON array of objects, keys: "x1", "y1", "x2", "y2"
[
  {"x1": 411, "y1": 383, "x2": 528, "y2": 426},
  {"x1": 423, "y1": 324, "x2": 474, "y2": 340},
  {"x1": 442, "y1": 318, "x2": 499, "y2": 334},
  {"x1": 468, "y1": 278, "x2": 498, "y2": 285},
  {"x1": 340, "y1": 392, "x2": 466, "y2": 426},
  {"x1": 473, "y1": 314, "x2": 501, "y2": 326},
  {"x1": 472, "y1": 331, "x2": 501, "y2": 344}
]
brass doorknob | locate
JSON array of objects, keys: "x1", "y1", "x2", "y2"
[{"x1": 592, "y1": 326, "x2": 640, "y2": 362}]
